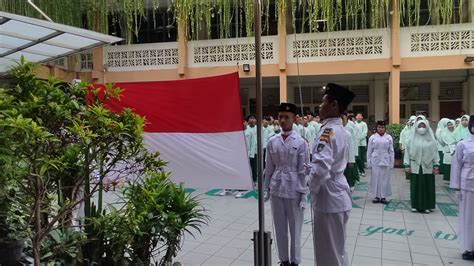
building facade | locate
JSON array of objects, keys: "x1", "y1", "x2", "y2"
[{"x1": 42, "y1": 1, "x2": 474, "y2": 124}]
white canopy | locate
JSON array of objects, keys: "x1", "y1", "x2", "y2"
[{"x1": 0, "y1": 11, "x2": 122, "y2": 74}]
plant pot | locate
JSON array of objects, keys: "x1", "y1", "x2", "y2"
[{"x1": 0, "y1": 239, "x2": 24, "y2": 266}]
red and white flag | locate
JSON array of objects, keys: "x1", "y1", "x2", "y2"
[{"x1": 99, "y1": 72, "x2": 253, "y2": 190}]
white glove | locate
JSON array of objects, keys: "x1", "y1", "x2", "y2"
[
  {"x1": 455, "y1": 190, "x2": 462, "y2": 201},
  {"x1": 299, "y1": 194, "x2": 307, "y2": 210},
  {"x1": 264, "y1": 190, "x2": 271, "y2": 202}
]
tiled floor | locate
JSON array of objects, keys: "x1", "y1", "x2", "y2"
[{"x1": 170, "y1": 169, "x2": 472, "y2": 265}]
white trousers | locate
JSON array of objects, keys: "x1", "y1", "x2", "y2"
[
  {"x1": 313, "y1": 211, "x2": 350, "y2": 266},
  {"x1": 459, "y1": 190, "x2": 474, "y2": 251},
  {"x1": 271, "y1": 196, "x2": 304, "y2": 264},
  {"x1": 370, "y1": 165, "x2": 392, "y2": 198}
]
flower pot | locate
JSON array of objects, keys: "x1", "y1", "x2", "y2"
[{"x1": 0, "y1": 239, "x2": 24, "y2": 265}]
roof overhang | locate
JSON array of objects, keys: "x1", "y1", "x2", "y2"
[{"x1": 0, "y1": 11, "x2": 123, "y2": 74}]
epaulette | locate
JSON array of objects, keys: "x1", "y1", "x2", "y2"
[{"x1": 319, "y1": 128, "x2": 334, "y2": 143}]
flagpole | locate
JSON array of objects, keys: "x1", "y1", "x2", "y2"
[{"x1": 253, "y1": 0, "x2": 267, "y2": 265}]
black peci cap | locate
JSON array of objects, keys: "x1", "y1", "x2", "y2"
[
  {"x1": 376, "y1": 120, "x2": 386, "y2": 126},
  {"x1": 324, "y1": 83, "x2": 355, "y2": 113},
  {"x1": 278, "y1": 103, "x2": 298, "y2": 114}
]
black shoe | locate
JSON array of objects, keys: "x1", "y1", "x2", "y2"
[
  {"x1": 279, "y1": 261, "x2": 290, "y2": 266},
  {"x1": 462, "y1": 251, "x2": 474, "y2": 260},
  {"x1": 380, "y1": 198, "x2": 389, "y2": 205},
  {"x1": 372, "y1": 197, "x2": 380, "y2": 203},
  {"x1": 289, "y1": 263, "x2": 298, "y2": 266}
]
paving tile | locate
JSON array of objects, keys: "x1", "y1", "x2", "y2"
[
  {"x1": 382, "y1": 240, "x2": 410, "y2": 252},
  {"x1": 351, "y1": 255, "x2": 382, "y2": 266},
  {"x1": 411, "y1": 253, "x2": 444, "y2": 265},
  {"x1": 192, "y1": 243, "x2": 223, "y2": 255},
  {"x1": 179, "y1": 252, "x2": 211, "y2": 265},
  {"x1": 354, "y1": 245, "x2": 382, "y2": 258},
  {"x1": 382, "y1": 259, "x2": 413, "y2": 266},
  {"x1": 202, "y1": 255, "x2": 235, "y2": 265}
]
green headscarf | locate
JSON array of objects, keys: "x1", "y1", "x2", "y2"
[
  {"x1": 440, "y1": 119, "x2": 457, "y2": 153},
  {"x1": 400, "y1": 116, "x2": 417, "y2": 149},
  {"x1": 435, "y1": 118, "x2": 449, "y2": 148},
  {"x1": 453, "y1": 115, "x2": 470, "y2": 141},
  {"x1": 406, "y1": 120, "x2": 438, "y2": 168}
]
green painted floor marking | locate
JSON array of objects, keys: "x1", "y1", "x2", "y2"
[
  {"x1": 437, "y1": 202, "x2": 459, "y2": 217},
  {"x1": 204, "y1": 189, "x2": 222, "y2": 196},
  {"x1": 184, "y1": 188, "x2": 196, "y2": 193},
  {"x1": 352, "y1": 196, "x2": 364, "y2": 209},
  {"x1": 384, "y1": 200, "x2": 412, "y2": 212},
  {"x1": 354, "y1": 181, "x2": 368, "y2": 192},
  {"x1": 241, "y1": 191, "x2": 258, "y2": 199}
]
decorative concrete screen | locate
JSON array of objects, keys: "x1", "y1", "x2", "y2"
[
  {"x1": 188, "y1": 36, "x2": 279, "y2": 67},
  {"x1": 287, "y1": 29, "x2": 390, "y2": 63},
  {"x1": 401, "y1": 23, "x2": 474, "y2": 57},
  {"x1": 104, "y1": 42, "x2": 179, "y2": 72}
]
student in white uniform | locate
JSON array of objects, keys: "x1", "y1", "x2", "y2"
[
  {"x1": 450, "y1": 115, "x2": 474, "y2": 261},
  {"x1": 306, "y1": 83, "x2": 355, "y2": 266},
  {"x1": 367, "y1": 121, "x2": 395, "y2": 204},
  {"x1": 264, "y1": 103, "x2": 309, "y2": 266},
  {"x1": 236, "y1": 114, "x2": 257, "y2": 198},
  {"x1": 342, "y1": 113, "x2": 358, "y2": 190}
]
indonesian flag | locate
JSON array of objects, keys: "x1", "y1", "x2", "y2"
[{"x1": 98, "y1": 72, "x2": 253, "y2": 190}]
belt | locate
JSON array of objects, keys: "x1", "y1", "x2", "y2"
[{"x1": 275, "y1": 165, "x2": 298, "y2": 172}]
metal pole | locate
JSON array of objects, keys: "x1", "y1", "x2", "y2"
[{"x1": 254, "y1": 0, "x2": 265, "y2": 265}]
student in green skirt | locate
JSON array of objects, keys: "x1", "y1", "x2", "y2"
[
  {"x1": 404, "y1": 119, "x2": 440, "y2": 213},
  {"x1": 342, "y1": 113, "x2": 358, "y2": 189},
  {"x1": 441, "y1": 120, "x2": 456, "y2": 182}
]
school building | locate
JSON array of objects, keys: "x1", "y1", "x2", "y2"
[{"x1": 30, "y1": 1, "x2": 474, "y2": 124}]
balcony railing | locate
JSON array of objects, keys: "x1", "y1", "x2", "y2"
[
  {"x1": 287, "y1": 29, "x2": 391, "y2": 63},
  {"x1": 103, "y1": 42, "x2": 178, "y2": 72},
  {"x1": 187, "y1": 36, "x2": 279, "y2": 67},
  {"x1": 400, "y1": 23, "x2": 474, "y2": 57}
]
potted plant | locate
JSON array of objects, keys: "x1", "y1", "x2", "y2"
[{"x1": 386, "y1": 124, "x2": 405, "y2": 168}]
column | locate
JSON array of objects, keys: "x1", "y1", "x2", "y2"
[
  {"x1": 430, "y1": 79, "x2": 440, "y2": 121},
  {"x1": 389, "y1": 68, "x2": 400, "y2": 123},
  {"x1": 278, "y1": 1, "x2": 287, "y2": 103},
  {"x1": 389, "y1": 0, "x2": 401, "y2": 124},
  {"x1": 469, "y1": 75, "x2": 474, "y2": 113},
  {"x1": 178, "y1": 20, "x2": 187, "y2": 76},
  {"x1": 462, "y1": 81, "x2": 469, "y2": 112},
  {"x1": 374, "y1": 76, "x2": 386, "y2": 121},
  {"x1": 91, "y1": 47, "x2": 104, "y2": 83},
  {"x1": 369, "y1": 81, "x2": 376, "y2": 119}
]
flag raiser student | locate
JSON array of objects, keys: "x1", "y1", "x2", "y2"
[
  {"x1": 305, "y1": 83, "x2": 355, "y2": 266},
  {"x1": 264, "y1": 103, "x2": 309, "y2": 266}
]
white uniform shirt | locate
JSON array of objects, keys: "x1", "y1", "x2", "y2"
[
  {"x1": 367, "y1": 133, "x2": 395, "y2": 168},
  {"x1": 309, "y1": 117, "x2": 352, "y2": 213},
  {"x1": 264, "y1": 132, "x2": 309, "y2": 198},
  {"x1": 355, "y1": 121, "x2": 368, "y2": 147},
  {"x1": 309, "y1": 121, "x2": 321, "y2": 134},
  {"x1": 263, "y1": 125, "x2": 275, "y2": 149},
  {"x1": 303, "y1": 124, "x2": 317, "y2": 153},
  {"x1": 343, "y1": 128, "x2": 356, "y2": 164},
  {"x1": 345, "y1": 120, "x2": 359, "y2": 157},
  {"x1": 245, "y1": 125, "x2": 257, "y2": 158},
  {"x1": 450, "y1": 134, "x2": 474, "y2": 192}
]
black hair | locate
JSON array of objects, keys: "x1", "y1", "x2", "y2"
[
  {"x1": 247, "y1": 114, "x2": 256, "y2": 121},
  {"x1": 305, "y1": 111, "x2": 314, "y2": 117}
]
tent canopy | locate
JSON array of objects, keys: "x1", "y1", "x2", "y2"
[{"x1": 0, "y1": 11, "x2": 122, "y2": 74}]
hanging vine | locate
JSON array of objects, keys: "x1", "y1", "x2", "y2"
[{"x1": 0, "y1": 0, "x2": 468, "y2": 42}]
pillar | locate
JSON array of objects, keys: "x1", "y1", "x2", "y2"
[
  {"x1": 430, "y1": 79, "x2": 440, "y2": 121},
  {"x1": 469, "y1": 75, "x2": 474, "y2": 113},
  {"x1": 389, "y1": 69, "x2": 400, "y2": 123},
  {"x1": 91, "y1": 47, "x2": 104, "y2": 83},
  {"x1": 374, "y1": 76, "x2": 386, "y2": 121},
  {"x1": 278, "y1": 1, "x2": 287, "y2": 103},
  {"x1": 369, "y1": 81, "x2": 376, "y2": 119},
  {"x1": 462, "y1": 81, "x2": 469, "y2": 112},
  {"x1": 178, "y1": 20, "x2": 187, "y2": 76},
  {"x1": 389, "y1": 0, "x2": 401, "y2": 124}
]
